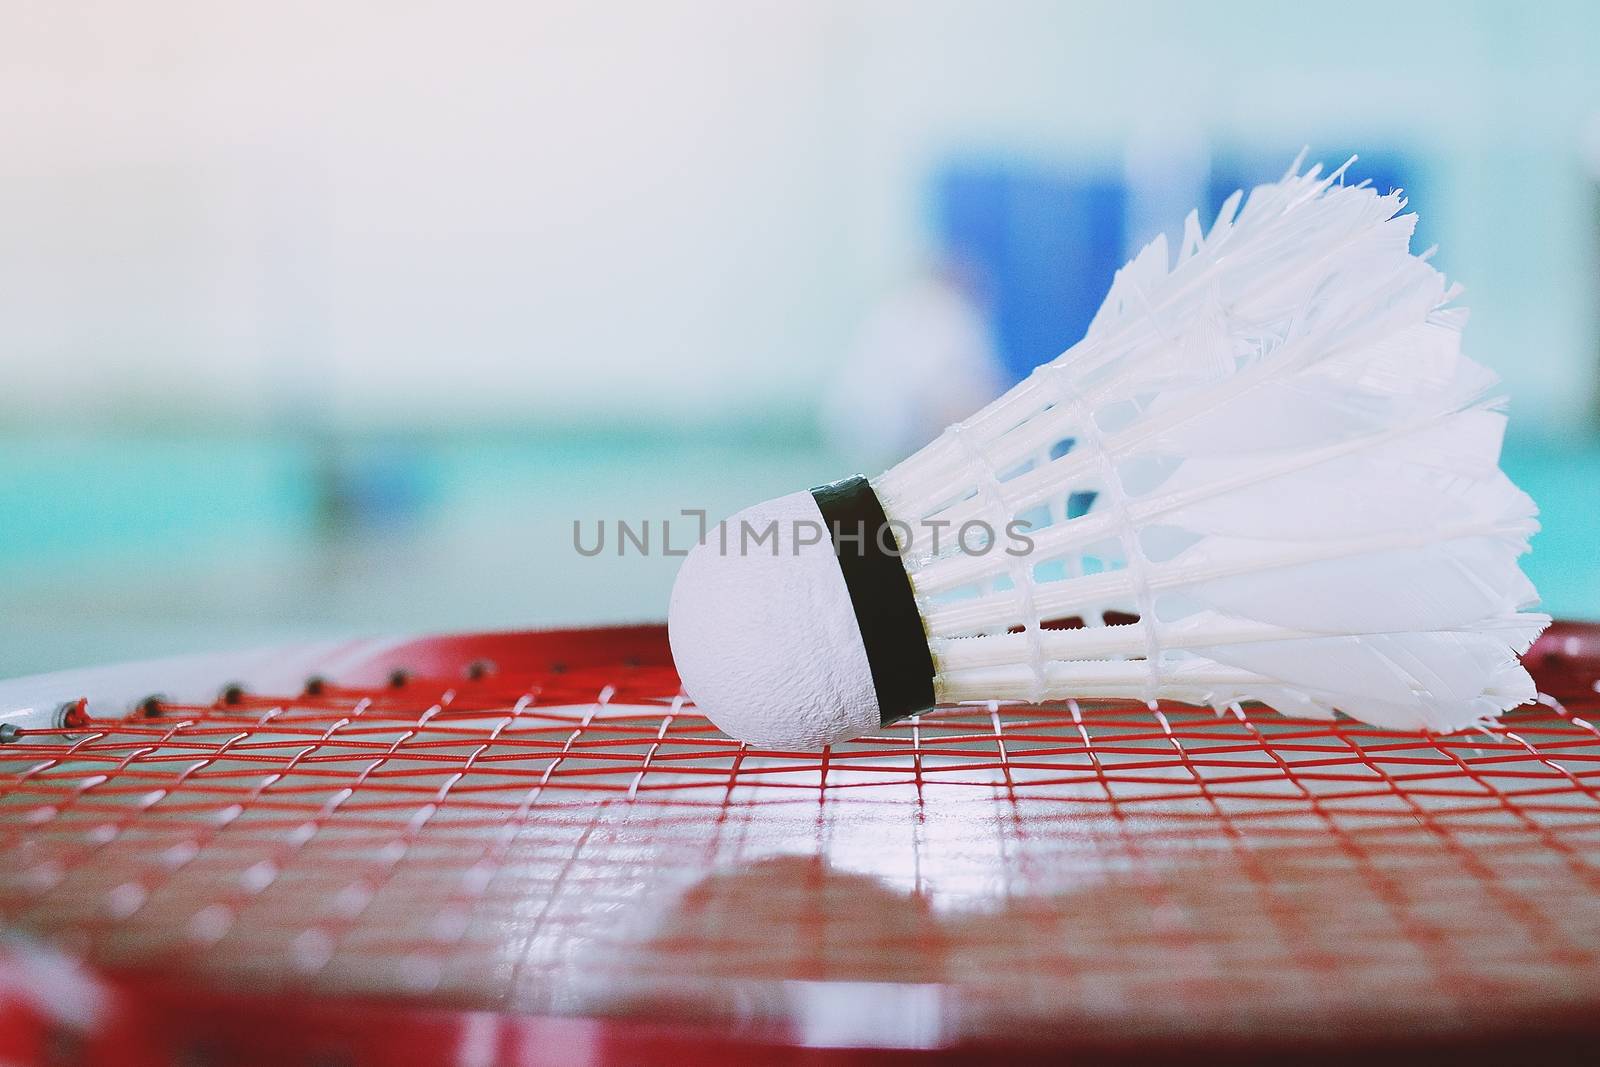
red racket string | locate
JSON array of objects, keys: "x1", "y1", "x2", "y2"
[{"x1": 0, "y1": 623, "x2": 1597, "y2": 1046}]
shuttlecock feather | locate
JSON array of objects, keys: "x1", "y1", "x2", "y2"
[{"x1": 668, "y1": 156, "x2": 1547, "y2": 748}]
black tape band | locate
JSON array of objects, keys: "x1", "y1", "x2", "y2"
[{"x1": 810, "y1": 476, "x2": 936, "y2": 726}]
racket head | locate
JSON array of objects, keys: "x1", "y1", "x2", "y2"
[{"x1": 1, "y1": 622, "x2": 1598, "y2": 1064}]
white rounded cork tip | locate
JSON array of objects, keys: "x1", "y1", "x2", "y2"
[{"x1": 667, "y1": 491, "x2": 881, "y2": 750}]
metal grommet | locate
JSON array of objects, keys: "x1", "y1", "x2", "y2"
[
  {"x1": 0, "y1": 724, "x2": 20, "y2": 745},
  {"x1": 56, "y1": 699, "x2": 89, "y2": 729},
  {"x1": 219, "y1": 683, "x2": 246, "y2": 707}
]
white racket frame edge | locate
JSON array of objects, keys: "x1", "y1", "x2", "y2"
[{"x1": 0, "y1": 638, "x2": 409, "y2": 740}]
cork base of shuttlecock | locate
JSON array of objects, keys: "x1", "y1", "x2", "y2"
[{"x1": 667, "y1": 491, "x2": 881, "y2": 749}]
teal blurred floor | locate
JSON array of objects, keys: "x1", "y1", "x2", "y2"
[
  {"x1": 0, "y1": 430, "x2": 1595, "y2": 677},
  {"x1": 1499, "y1": 434, "x2": 1600, "y2": 622},
  {"x1": 0, "y1": 431, "x2": 840, "y2": 676}
]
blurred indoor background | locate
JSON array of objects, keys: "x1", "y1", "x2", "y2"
[{"x1": 2, "y1": 0, "x2": 1597, "y2": 675}]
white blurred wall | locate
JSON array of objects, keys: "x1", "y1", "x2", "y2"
[{"x1": 0, "y1": 0, "x2": 1595, "y2": 430}]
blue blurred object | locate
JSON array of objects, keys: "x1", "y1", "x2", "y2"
[
  {"x1": 934, "y1": 163, "x2": 1126, "y2": 382},
  {"x1": 933, "y1": 149, "x2": 1433, "y2": 388},
  {"x1": 312, "y1": 436, "x2": 439, "y2": 537}
]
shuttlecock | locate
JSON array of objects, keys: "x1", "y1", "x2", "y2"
[{"x1": 669, "y1": 157, "x2": 1547, "y2": 750}]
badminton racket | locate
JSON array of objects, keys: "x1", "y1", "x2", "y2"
[{"x1": 0, "y1": 621, "x2": 1597, "y2": 1065}]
